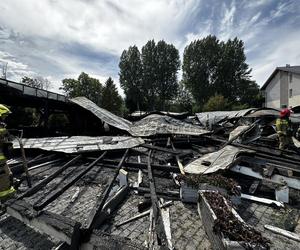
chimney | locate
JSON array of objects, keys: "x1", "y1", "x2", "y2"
[{"x1": 286, "y1": 64, "x2": 291, "y2": 67}]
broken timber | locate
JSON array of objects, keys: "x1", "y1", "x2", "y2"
[
  {"x1": 33, "y1": 152, "x2": 107, "y2": 211},
  {"x1": 18, "y1": 155, "x2": 82, "y2": 199},
  {"x1": 82, "y1": 149, "x2": 129, "y2": 236},
  {"x1": 116, "y1": 201, "x2": 173, "y2": 228},
  {"x1": 264, "y1": 225, "x2": 300, "y2": 242},
  {"x1": 147, "y1": 149, "x2": 169, "y2": 248},
  {"x1": 170, "y1": 139, "x2": 185, "y2": 175}
]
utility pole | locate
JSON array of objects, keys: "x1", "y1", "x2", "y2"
[{"x1": 1, "y1": 62, "x2": 8, "y2": 79}]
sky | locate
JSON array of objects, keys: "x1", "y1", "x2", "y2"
[{"x1": 0, "y1": 0, "x2": 299, "y2": 95}]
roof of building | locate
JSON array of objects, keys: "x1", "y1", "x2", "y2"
[{"x1": 261, "y1": 65, "x2": 300, "y2": 90}]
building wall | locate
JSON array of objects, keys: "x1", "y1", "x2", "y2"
[
  {"x1": 289, "y1": 73, "x2": 300, "y2": 107},
  {"x1": 265, "y1": 71, "x2": 281, "y2": 108},
  {"x1": 280, "y1": 71, "x2": 289, "y2": 108}
]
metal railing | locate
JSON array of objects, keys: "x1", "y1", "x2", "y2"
[{"x1": 0, "y1": 78, "x2": 67, "y2": 102}]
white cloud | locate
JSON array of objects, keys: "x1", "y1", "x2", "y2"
[{"x1": 0, "y1": 0, "x2": 299, "y2": 96}]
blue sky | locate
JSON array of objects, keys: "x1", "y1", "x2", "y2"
[{"x1": 0, "y1": 0, "x2": 299, "y2": 95}]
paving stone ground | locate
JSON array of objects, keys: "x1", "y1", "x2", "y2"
[
  {"x1": 237, "y1": 200, "x2": 300, "y2": 250},
  {"x1": 1, "y1": 160, "x2": 300, "y2": 250},
  {"x1": 0, "y1": 214, "x2": 60, "y2": 250}
]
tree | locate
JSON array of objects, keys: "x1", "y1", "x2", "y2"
[
  {"x1": 119, "y1": 40, "x2": 180, "y2": 111},
  {"x1": 155, "y1": 40, "x2": 180, "y2": 110},
  {"x1": 203, "y1": 94, "x2": 230, "y2": 111},
  {"x1": 215, "y1": 38, "x2": 253, "y2": 103},
  {"x1": 119, "y1": 45, "x2": 144, "y2": 112},
  {"x1": 61, "y1": 72, "x2": 103, "y2": 106},
  {"x1": 182, "y1": 35, "x2": 220, "y2": 107},
  {"x1": 141, "y1": 40, "x2": 158, "y2": 110},
  {"x1": 174, "y1": 81, "x2": 193, "y2": 113},
  {"x1": 101, "y1": 77, "x2": 123, "y2": 115},
  {"x1": 22, "y1": 76, "x2": 52, "y2": 90},
  {"x1": 182, "y1": 36, "x2": 261, "y2": 109}
]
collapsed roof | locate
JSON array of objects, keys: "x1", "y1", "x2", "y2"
[
  {"x1": 130, "y1": 114, "x2": 209, "y2": 137},
  {"x1": 71, "y1": 97, "x2": 209, "y2": 137},
  {"x1": 71, "y1": 97, "x2": 132, "y2": 133},
  {"x1": 196, "y1": 108, "x2": 256, "y2": 128}
]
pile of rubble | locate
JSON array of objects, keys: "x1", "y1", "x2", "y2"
[{"x1": 1, "y1": 97, "x2": 300, "y2": 250}]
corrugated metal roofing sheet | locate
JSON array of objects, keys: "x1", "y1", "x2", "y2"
[
  {"x1": 71, "y1": 97, "x2": 132, "y2": 132},
  {"x1": 184, "y1": 145, "x2": 254, "y2": 174},
  {"x1": 130, "y1": 114, "x2": 209, "y2": 137},
  {"x1": 196, "y1": 109, "x2": 256, "y2": 128},
  {"x1": 13, "y1": 136, "x2": 144, "y2": 153}
]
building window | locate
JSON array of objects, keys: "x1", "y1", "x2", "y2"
[
  {"x1": 289, "y1": 88, "x2": 293, "y2": 98},
  {"x1": 289, "y1": 73, "x2": 293, "y2": 82}
]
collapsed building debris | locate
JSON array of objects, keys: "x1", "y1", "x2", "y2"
[
  {"x1": 130, "y1": 114, "x2": 209, "y2": 137},
  {"x1": 12, "y1": 136, "x2": 144, "y2": 153},
  {"x1": 2, "y1": 95, "x2": 300, "y2": 250}
]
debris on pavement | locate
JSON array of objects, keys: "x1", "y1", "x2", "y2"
[{"x1": 1, "y1": 96, "x2": 300, "y2": 250}]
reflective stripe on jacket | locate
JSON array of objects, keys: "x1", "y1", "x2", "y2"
[{"x1": 0, "y1": 125, "x2": 8, "y2": 160}]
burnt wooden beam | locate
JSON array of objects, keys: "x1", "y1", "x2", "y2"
[
  {"x1": 11, "y1": 154, "x2": 60, "y2": 175},
  {"x1": 82, "y1": 149, "x2": 129, "y2": 234},
  {"x1": 130, "y1": 148, "x2": 167, "y2": 163},
  {"x1": 170, "y1": 139, "x2": 185, "y2": 175},
  {"x1": 147, "y1": 150, "x2": 168, "y2": 248},
  {"x1": 131, "y1": 186, "x2": 179, "y2": 198},
  {"x1": 141, "y1": 144, "x2": 181, "y2": 154},
  {"x1": 18, "y1": 155, "x2": 82, "y2": 199},
  {"x1": 28, "y1": 158, "x2": 63, "y2": 171},
  {"x1": 116, "y1": 201, "x2": 173, "y2": 228},
  {"x1": 99, "y1": 159, "x2": 180, "y2": 172},
  {"x1": 33, "y1": 152, "x2": 107, "y2": 211},
  {"x1": 208, "y1": 135, "x2": 300, "y2": 164}
]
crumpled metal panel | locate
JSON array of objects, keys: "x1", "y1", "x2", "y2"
[
  {"x1": 13, "y1": 136, "x2": 144, "y2": 153},
  {"x1": 71, "y1": 97, "x2": 132, "y2": 132},
  {"x1": 184, "y1": 145, "x2": 254, "y2": 174},
  {"x1": 245, "y1": 108, "x2": 279, "y2": 117},
  {"x1": 228, "y1": 125, "x2": 250, "y2": 141},
  {"x1": 196, "y1": 109, "x2": 256, "y2": 128},
  {"x1": 129, "y1": 114, "x2": 209, "y2": 137}
]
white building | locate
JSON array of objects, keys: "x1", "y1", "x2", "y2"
[{"x1": 261, "y1": 65, "x2": 300, "y2": 109}]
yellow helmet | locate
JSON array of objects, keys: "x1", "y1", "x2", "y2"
[{"x1": 0, "y1": 104, "x2": 11, "y2": 118}]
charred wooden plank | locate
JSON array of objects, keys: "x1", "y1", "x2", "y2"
[
  {"x1": 141, "y1": 144, "x2": 181, "y2": 154},
  {"x1": 99, "y1": 159, "x2": 179, "y2": 172},
  {"x1": 116, "y1": 201, "x2": 173, "y2": 228},
  {"x1": 33, "y1": 152, "x2": 107, "y2": 211},
  {"x1": 18, "y1": 155, "x2": 82, "y2": 199},
  {"x1": 147, "y1": 150, "x2": 168, "y2": 248},
  {"x1": 11, "y1": 154, "x2": 60, "y2": 174},
  {"x1": 83, "y1": 149, "x2": 129, "y2": 232},
  {"x1": 131, "y1": 186, "x2": 179, "y2": 198},
  {"x1": 170, "y1": 140, "x2": 185, "y2": 175}
]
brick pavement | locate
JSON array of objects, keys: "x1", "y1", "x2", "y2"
[
  {"x1": 237, "y1": 200, "x2": 300, "y2": 250},
  {"x1": 1, "y1": 160, "x2": 300, "y2": 249},
  {"x1": 0, "y1": 214, "x2": 60, "y2": 250}
]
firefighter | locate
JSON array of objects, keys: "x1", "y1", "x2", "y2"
[
  {"x1": 0, "y1": 104, "x2": 15, "y2": 200},
  {"x1": 276, "y1": 108, "x2": 294, "y2": 150}
]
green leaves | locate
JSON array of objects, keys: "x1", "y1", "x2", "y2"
[
  {"x1": 101, "y1": 77, "x2": 123, "y2": 116},
  {"x1": 119, "y1": 40, "x2": 180, "y2": 112},
  {"x1": 183, "y1": 36, "x2": 262, "y2": 110},
  {"x1": 61, "y1": 73, "x2": 123, "y2": 116},
  {"x1": 61, "y1": 72, "x2": 103, "y2": 107}
]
